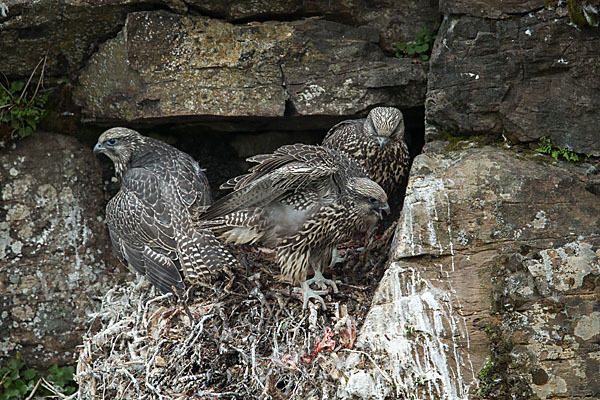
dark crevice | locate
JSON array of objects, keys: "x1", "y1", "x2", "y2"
[
  {"x1": 585, "y1": 183, "x2": 600, "y2": 197},
  {"x1": 283, "y1": 99, "x2": 298, "y2": 117},
  {"x1": 83, "y1": 105, "x2": 426, "y2": 203},
  {"x1": 505, "y1": 6, "x2": 547, "y2": 17},
  {"x1": 183, "y1": 2, "x2": 355, "y2": 25},
  {"x1": 235, "y1": 12, "x2": 320, "y2": 24}
]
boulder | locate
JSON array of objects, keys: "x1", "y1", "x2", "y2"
[
  {"x1": 186, "y1": 0, "x2": 441, "y2": 53},
  {"x1": 73, "y1": 11, "x2": 427, "y2": 122},
  {"x1": 0, "y1": 0, "x2": 186, "y2": 79},
  {"x1": 0, "y1": 132, "x2": 126, "y2": 368},
  {"x1": 341, "y1": 146, "x2": 600, "y2": 399},
  {"x1": 426, "y1": 7, "x2": 600, "y2": 155}
]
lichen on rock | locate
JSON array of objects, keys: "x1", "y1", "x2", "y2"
[{"x1": 0, "y1": 132, "x2": 126, "y2": 368}]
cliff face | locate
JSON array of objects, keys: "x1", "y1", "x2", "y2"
[
  {"x1": 1, "y1": 0, "x2": 599, "y2": 398},
  {"x1": 0, "y1": 133, "x2": 127, "y2": 367},
  {"x1": 343, "y1": 148, "x2": 600, "y2": 399}
]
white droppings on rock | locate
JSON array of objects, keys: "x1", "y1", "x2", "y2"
[
  {"x1": 342, "y1": 262, "x2": 475, "y2": 399},
  {"x1": 341, "y1": 370, "x2": 387, "y2": 399},
  {"x1": 395, "y1": 155, "x2": 458, "y2": 258},
  {"x1": 9, "y1": 167, "x2": 18, "y2": 176}
]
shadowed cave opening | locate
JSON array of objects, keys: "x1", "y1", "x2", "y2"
[{"x1": 91, "y1": 106, "x2": 425, "y2": 204}]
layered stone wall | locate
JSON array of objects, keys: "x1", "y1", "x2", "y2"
[{"x1": 1, "y1": 1, "x2": 599, "y2": 399}]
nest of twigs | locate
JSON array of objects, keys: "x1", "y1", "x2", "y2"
[{"x1": 76, "y1": 233, "x2": 393, "y2": 400}]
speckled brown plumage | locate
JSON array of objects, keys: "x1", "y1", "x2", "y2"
[
  {"x1": 200, "y1": 144, "x2": 389, "y2": 306},
  {"x1": 322, "y1": 107, "x2": 409, "y2": 196},
  {"x1": 94, "y1": 127, "x2": 239, "y2": 297}
]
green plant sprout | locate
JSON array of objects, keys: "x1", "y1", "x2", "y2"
[
  {"x1": 0, "y1": 354, "x2": 77, "y2": 400},
  {"x1": 394, "y1": 27, "x2": 436, "y2": 61},
  {"x1": 0, "y1": 56, "x2": 49, "y2": 139},
  {"x1": 535, "y1": 136, "x2": 590, "y2": 163}
]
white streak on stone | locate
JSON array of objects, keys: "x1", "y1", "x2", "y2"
[{"x1": 341, "y1": 262, "x2": 475, "y2": 399}]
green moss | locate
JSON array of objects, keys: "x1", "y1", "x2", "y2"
[
  {"x1": 568, "y1": 0, "x2": 589, "y2": 26},
  {"x1": 435, "y1": 128, "x2": 479, "y2": 151},
  {"x1": 477, "y1": 358, "x2": 497, "y2": 397},
  {"x1": 545, "y1": 0, "x2": 599, "y2": 27}
]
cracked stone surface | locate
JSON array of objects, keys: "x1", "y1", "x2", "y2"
[
  {"x1": 0, "y1": 0, "x2": 186, "y2": 79},
  {"x1": 0, "y1": 0, "x2": 439, "y2": 81},
  {"x1": 186, "y1": 0, "x2": 441, "y2": 53},
  {"x1": 73, "y1": 11, "x2": 427, "y2": 122},
  {"x1": 0, "y1": 132, "x2": 126, "y2": 368},
  {"x1": 341, "y1": 146, "x2": 600, "y2": 399},
  {"x1": 439, "y1": 0, "x2": 544, "y2": 18},
  {"x1": 426, "y1": 6, "x2": 600, "y2": 155}
]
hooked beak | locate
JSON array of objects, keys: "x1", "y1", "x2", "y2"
[
  {"x1": 376, "y1": 136, "x2": 389, "y2": 149},
  {"x1": 375, "y1": 202, "x2": 390, "y2": 220},
  {"x1": 93, "y1": 142, "x2": 106, "y2": 154}
]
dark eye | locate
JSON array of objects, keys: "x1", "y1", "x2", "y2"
[
  {"x1": 368, "y1": 197, "x2": 379, "y2": 204},
  {"x1": 106, "y1": 138, "x2": 118, "y2": 146}
]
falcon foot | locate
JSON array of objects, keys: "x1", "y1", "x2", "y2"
[
  {"x1": 328, "y1": 247, "x2": 348, "y2": 269},
  {"x1": 294, "y1": 270, "x2": 340, "y2": 310}
]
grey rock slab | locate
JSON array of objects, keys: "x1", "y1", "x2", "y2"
[
  {"x1": 186, "y1": 0, "x2": 441, "y2": 52},
  {"x1": 341, "y1": 146, "x2": 600, "y2": 399},
  {"x1": 73, "y1": 11, "x2": 427, "y2": 122},
  {"x1": 426, "y1": 9, "x2": 600, "y2": 155},
  {"x1": 440, "y1": 0, "x2": 544, "y2": 18},
  {"x1": 0, "y1": 0, "x2": 184, "y2": 79}
]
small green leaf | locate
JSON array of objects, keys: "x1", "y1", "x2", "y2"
[
  {"x1": 9, "y1": 81, "x2": 24, "y2": 94},
  {"x1": 14, "y1": 379, "x2": 28, "y2": 395},
  {"x1": 3, "y1": 376, "x2": 13, "y2": 388},
  {"x1": 3, "y1": 387, "x2": 22, "y2": 398},
  {"x1": 7, "y1": 359, "x2": 23, "y2": 371},
  {"x1": 415, "y1": 43, "x2": 429, "y2": 53},
  {"x1": 21, "y1": 368, "x2": 38, "y2": 381}
]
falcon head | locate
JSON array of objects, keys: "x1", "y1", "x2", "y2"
[
  {"x1": 348, "y1": 177, "x2": 390, "y2": 220},
  {"x1": 94, "y1": 127, "x2": 147, "y2": 177},
  {"x1": 364, "y1": 107, "x2": 405, "y2": 148}
]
